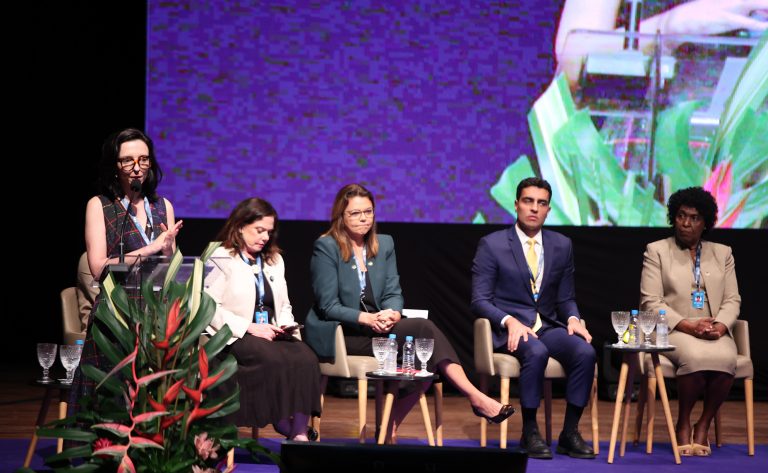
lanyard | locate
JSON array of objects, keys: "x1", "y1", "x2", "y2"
[
  {"x1": 354, "y1": 247, "x2": 367, "y2": 294},
  {"x1": 692, "y1": 241, "x2": 702, "y2": 290},
  {"x1": 240, "y1": 252, "x2": 265, "y2": 311},
  {"x1": 526, "y1": 245, "x2": 544, "y2": 302},
  {"x1": 120, "y1": 196, "x2": 155, "y2": 245}
]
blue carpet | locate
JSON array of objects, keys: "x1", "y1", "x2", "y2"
[{"x1": 7, "y1": 438, "x2": 767, "y2": 473}]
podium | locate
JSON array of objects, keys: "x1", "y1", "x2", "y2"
[
  {"x1": 519, "y1": 29, "x2": 766, "y2": 227},
  {"x1": 101, "y1": 254, "x2": 227, "y2": 303}
]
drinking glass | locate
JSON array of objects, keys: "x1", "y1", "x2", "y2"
[
  {"x1": 37, "y1": 343, "x2": 58, "y2": 384},
  {"x1": 638, "y1": 311, "x2": 657, "y2": 348},
  {"x1": 59, "y1": 344, "x2": 83, "y2": 384},
  {"x1": 610, "y1": 311, "x2": 630, "y2": 346},
  {"x1": 415, "y1": 338, "x2": 434, "y2": 376},
  {"x1": 371, "y1": 337, "x2": 389, "y2": 375}
]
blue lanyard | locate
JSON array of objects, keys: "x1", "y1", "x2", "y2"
[
  {"x1": 354, "y1": 247, "x2": 367, "y2": 294},
  {"x1": 693, "y1": 242, "x2": 702, "y2": 290},
  {"x1": 240, "y1": 252, "x2": 265, "y2": 311},
  {"x1": 120, "y1": 196, "x2": 155, "y2": 245},
  {"x1": 525, "y1": 245, "x2": 544, "y2": 301}
]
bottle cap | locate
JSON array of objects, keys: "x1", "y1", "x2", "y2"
[
  {"x1": 631, "y1": 309, "x2": 638, "y2": 315},
  {"x1": 405, "y1": 336, "x2": 413, "y2": 341},
  {"x1": 75, "y1": 339, "x2": 84, "y2": 345},
  {"x1": 659, "y1": 309, "x2": 666, "y2": 315},
  {"x1": 388, "y1": 334, "x2": 396, "y2": 339}
]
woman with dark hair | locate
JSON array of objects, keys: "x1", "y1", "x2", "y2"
[
  {"x1": 640, "y1": 186, "x2": 740, "y2": 457},
  {"x1": 305, "y1": 183, "x2": 514, "y2": 441},
  {"x1": 205, "y1": 197, "x2": 320, "y2": 440},
  {"x1": 72, "y1": 128, "x2": 183, "y2": 404}
]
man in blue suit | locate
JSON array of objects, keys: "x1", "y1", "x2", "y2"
[{"x1": 471, "y1": 177, "x2": 596, "y2": 459}]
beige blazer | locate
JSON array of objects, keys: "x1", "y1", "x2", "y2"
[
  {"x1": 640, "y1": 236, "x2": 740, "y2": 333},
  {"x1": 204, "y1": 246, "x2": 298, "y2": 344}
]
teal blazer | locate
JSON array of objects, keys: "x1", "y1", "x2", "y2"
[{"x1": 305, "y1": 234, "x2": 404, "y2": 358}]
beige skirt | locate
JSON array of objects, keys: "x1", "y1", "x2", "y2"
[{"x1": 665, "y1": 330, "x2": 737, "y2": 376}]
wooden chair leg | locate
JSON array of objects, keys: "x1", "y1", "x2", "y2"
[
  {"x1": 590, "y1": 377, "x2": 599, "y2": 454},
  {"x1": 645, "y1": 377, "x2": 657, "y2": 454},
  {"x1": 311, "y1": 375, "x2": 328, "y2": 441},
  {"x1": 714, "y1": 409, "x2": 722, "y2": 447},
  {"x1": 479, "y1": 375, "x2": 488, "y2": 447},
  {"x1": 499, "y1": 377, "x2": 510, "y2": 449},
  {"x1": 357, "y1": 379, "x2": 368, "y2": 443},
  {"x1": 634, "y1": 373, "x2": 647, "y2": 446},
  {"x1": 434, "y1": 381, "x2": 443, "y2": 446},
  {"x1": 745, "y1": 378, "x2": 754, "y2": 456},
  {"x1": 544, "y1": 379, "x2": 553, "y2": 445}
]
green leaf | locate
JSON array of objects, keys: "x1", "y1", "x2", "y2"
[
  {"x1": 179, "y1": 294, "x2": 216, "y2": 351},
  {"x1": 709, "y1": 32, "x2": 768, "y2": 165},
  {"x1": 490, "y1": 155, "x2": 535, "y2": 215},
  {"x1": 204, "y1": 354, "x2": 238, "y2": 391},
  {"x1": 91, "y1": 324, "x2": 131, "y2": 372},
  {"x1": 729, "y1": 109, "x2": 768, "y2": 185},
  {"x1": 94, "y1": 295, "x2": 133, "y2": 353},
  {"x1": 654, "y1": 100, "x2": 708, "y2": 189},
  {"x1": 36, "y1": 428, "x2": 97, "y2": 442},
  {"x1": 201, "y1": 324, "x2": 232, "y2": 359},
  {"x1": 200, "y1": 241, "x2": 222, "y2": 262},
  {"x1": 80, "y1": 364, "x2": 126, "y2": 396},
  {"x1": 163, "y1": 250, "x2": 184, "y2": 295},
  {"x1": 731, "y1": 177, "x2": 768, "y2": 228}
]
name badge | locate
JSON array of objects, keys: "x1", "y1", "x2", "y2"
[
  {"x1": 692, "y1": 290, "x2": 705, "y2": 309},
  {"x1": 255, "y1": 311, "x2": 269, "y2": 324}
]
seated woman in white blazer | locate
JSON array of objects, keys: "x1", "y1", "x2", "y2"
[{"x1": 205, "y1": 197, "x2": 321, "y2": 441}]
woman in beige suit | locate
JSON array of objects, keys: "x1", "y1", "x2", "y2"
[
  {"x1": 640, "y1": 187, "x2": 740, "y2": 457},
  {"x1": 205, "y1": 197, "x2": 321, "y2": 440}
]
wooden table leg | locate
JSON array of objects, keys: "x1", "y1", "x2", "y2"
[
  {"x1": 434, "y1": 381, "x2": 443, "y2": 446},
  {"x1": 24, "y1": 385, "x2": 55, "y2": 468},
  {"x1": 652, "y1": 353, "x2": 681, "y2": 464},
  {"x1": 619, "y1": 357, "x2": 637, "y2": 457},
  {"x1": 377, "y1": 383, "x2": 396, "y2": 445},
  {"x1": 418, "y1": 392, "x2": 435, "y2": 446},
  {"x1": 608, "y1": 359, "x2": 629, "y2": 464},
  {"x1": 499, "y1": 377, "x2": 510, "y2": 449}
]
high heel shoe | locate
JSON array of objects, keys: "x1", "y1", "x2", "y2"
[{"x1": 472, "y1": 404, "x2": 516, "y2": 424}]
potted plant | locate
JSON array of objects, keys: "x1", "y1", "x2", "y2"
[{"x1": 24, "y1": 246, "x2": 278, "y2": 472}]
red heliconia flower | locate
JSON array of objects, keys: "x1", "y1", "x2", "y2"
[{"x1": 93, "y1": 437, "x2": 114, "y2": 459}]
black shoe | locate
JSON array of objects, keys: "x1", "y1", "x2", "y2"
[
  {"x1": 556, "y1": 430, "x2": 596, "y2": 459},
  {"x1": 306, "y1": 427, "x2": 319, "y2": 441},
  {"x1": 472, "y1": 404, "x2": 516, "y2": 424},
  {"x1": 520, "y1": 429, "x2": 553, "y2": 459}
]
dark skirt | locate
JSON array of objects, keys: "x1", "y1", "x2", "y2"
[
  {"x1": 217, "y1": 335, "x2": 322, "y2": 428},
  {"x1": 344, "y1": 318, "x2": 459, "y2": 372}
]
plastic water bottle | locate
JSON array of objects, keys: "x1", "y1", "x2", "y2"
[
  {"x1": 628, "y1": 309, "x2": 639, "y2": 346},
  {"x1": 402, "y1": 336, "x2": 415, "y2": 375},
  {"x1": 656, "y1": 310, "x2": 668, "y2": 347},
  {"x1": 384, "y1": 334, "x2": 398, "y2": 374}
]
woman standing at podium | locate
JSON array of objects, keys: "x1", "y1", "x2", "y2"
[{"x1": 71, "y1": 128, "x2": 183, "y2": 407}]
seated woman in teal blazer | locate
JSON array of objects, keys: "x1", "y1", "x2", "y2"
[{"x1": 305, "y1": 183, "x2": 514, "y2": 439}]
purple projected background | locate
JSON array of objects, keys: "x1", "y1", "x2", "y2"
[{"x1": 146, "y1": 0, "x2": 561, "y2": 222}]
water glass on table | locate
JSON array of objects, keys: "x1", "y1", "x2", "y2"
[
  {"x1": 638, "y1": 311, "x2": 658, "y2": 348},
  {"x1": 37, "y1": 343, "x2": 58, "y2": 384},
  {"x1": 415, "y1": 338, "x2": 434, "y2": 376},
  {"x1": 610, "y1": 311, "x2": 630, "y2": 346},
  {"x1": 371, "y1": 337, "x2": 389, "y2": 375},
  {"x1": 59, "y1": 342, "x2": 84, "y2": 384}
]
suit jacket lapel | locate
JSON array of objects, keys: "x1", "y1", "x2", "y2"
[{"x1": 507, "y1": 228, "x2": 535, "y2": 299}]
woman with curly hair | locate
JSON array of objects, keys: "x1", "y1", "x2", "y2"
[{"x1": 640, "y1": 186, "x2": 741, "y2": 457}]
